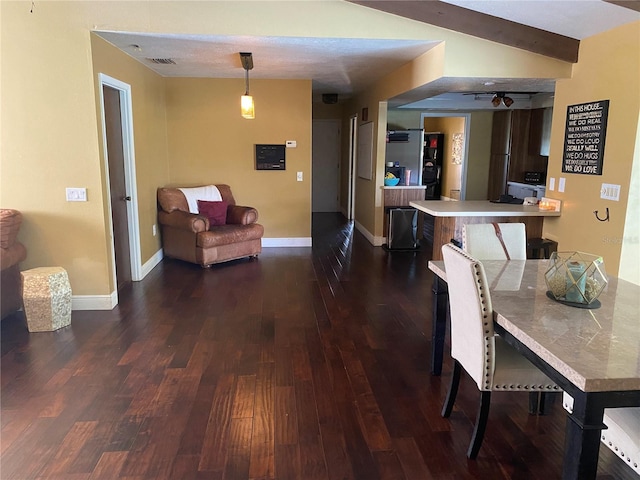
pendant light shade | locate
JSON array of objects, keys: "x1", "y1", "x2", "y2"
[
  {"x1": 241, "y1": 94, "x2": 255, "y2": 119},
  {"x1": 240, "y1": 52, "x2": 255, "y2": 119}
]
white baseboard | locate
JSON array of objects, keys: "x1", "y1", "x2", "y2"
[
  {"x1": 71, "y1": 249, "x2": 163, "y2": 311},
  {"x1": 262, "y1": 238, "x2": 312, "y2": 247},
  {"x1": 354, "y1": 221, "x2": 385, "y2": 247},
  {"x1": 140, "y1": 248, "x2": 163, "y2": 279},
  {"x1": 72, "y1": 291, "x2": 117, "y2": 311}
]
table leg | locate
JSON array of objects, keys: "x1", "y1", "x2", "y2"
[
  {"x1": 562, "y1": 393, "x2": 606, "y2": 480},
  {"x1": 431, "y1": 275, "x2": 448, "y2": 375}
]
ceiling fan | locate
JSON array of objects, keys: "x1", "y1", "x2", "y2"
[{"x1": 464, "y1": 91, "x2": 538, "y2": 108}]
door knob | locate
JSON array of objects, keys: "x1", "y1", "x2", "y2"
[{"x1": 122, "y1": 196, "x2": 131, "y2": 201}]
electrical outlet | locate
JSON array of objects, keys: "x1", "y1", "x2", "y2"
[
  {"x1": 600, "y1": 183, "x2": 620, "y2": 201},
  {"x1": 66, "y1": 187, "x2": 87, "y2": 202},
  {"x1": 297, "y1": 171, "x2": 303, "y2": 181}
]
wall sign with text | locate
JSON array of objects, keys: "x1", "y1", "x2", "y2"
[{"x1": 562, "y1": 100, "x2": 609, "y2": 175}]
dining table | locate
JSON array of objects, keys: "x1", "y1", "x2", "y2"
[{"x1": 427, "y1": 258, "x2": 640, "y2": 480}]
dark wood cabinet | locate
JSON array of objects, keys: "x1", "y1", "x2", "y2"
[
  {"x1": 490, "y1": 111, "x2": 512, "y2": 155},
  {"x1": 488, "y1": 109, "x2": 549, "y2": 200},
  {"x1": 529, "y1": 107, "x2": 553, "y2": 157},
  {"x1": 488, "y1": 111, "x2": 513, "y2": 199},
  {"x1": 508, "y1": 109, "x2": 533, "y2": 184},
  {"x1": 488, "y1": 154, "x2": 510, "y2": 200}
]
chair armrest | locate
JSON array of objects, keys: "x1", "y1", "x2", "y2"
[
  {"x1": 227, "y1": 205, "x2": 258, "y2": 225},
  {"x1": 158, "y1": 210, "x2": 209, "y2": 232},
  {"x1": 0, "y1": 243, "x2": 27, "y2": 270}
]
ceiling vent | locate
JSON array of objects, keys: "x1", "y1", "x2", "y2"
[
  {"x1": 322, "y1": 93, "x2": 338, "y2": 104},
  {"x1": 147, "y1": 58, "x2": 176, "y2": 65}
]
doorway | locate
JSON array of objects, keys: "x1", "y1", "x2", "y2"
[
  {"x1": 99, "y1": 74, "x2": 142, "y2": 300},
  {"x1": 312, "y1": 120, "x2": 341, "y2": 212},
  {"x1": 421, "y1": 113, "x2": 471, "y2": 200}
]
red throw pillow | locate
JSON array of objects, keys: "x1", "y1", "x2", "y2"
[{"x1": 197, "y1": 200, "x2": 228, "y2": 226}]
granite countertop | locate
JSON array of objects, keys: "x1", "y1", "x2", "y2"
[{"x1": 410, "y1": 200, "x2": 561, "y2": 217}]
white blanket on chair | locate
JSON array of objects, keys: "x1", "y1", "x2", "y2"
[{"x1": 178, "y1": 185, "x2": 222, "y2": 214}]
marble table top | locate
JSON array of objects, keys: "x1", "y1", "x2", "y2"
[{"x1": 428, "y1": 259, "x2": 640, "y2": 393}]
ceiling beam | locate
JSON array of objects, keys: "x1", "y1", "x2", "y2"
[
  {"x1": 604, "y1": 1, "x2": 640, "y2": 13},
  {"x1": 346, "y1": 0, "x2": 579, "y2": 63}
]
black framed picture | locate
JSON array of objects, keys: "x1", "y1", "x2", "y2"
[
  {"x1": 255, "y1": 144, "x2": 285, "y2": 170},
  {"x1": 562, "y1": 100, "x2": 609, "y2": 175}
]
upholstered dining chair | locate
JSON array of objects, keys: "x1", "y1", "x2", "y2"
[
  {"x1": 462, "y1": 222, "x2": 548, "y2": 415},
  {"x1": 562, "y1": 393, "x2": 640, "y2": 476},
  {"x1": 462, "y1": 222, "x2": 527, "y2": 261},
  {"x1": 440, "y1": 243, "x2": 560, "y2": 459}
]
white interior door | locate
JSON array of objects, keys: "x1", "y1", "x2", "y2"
[{"x1": 312, "y1": 120, "x2": 340, "y2": 212}]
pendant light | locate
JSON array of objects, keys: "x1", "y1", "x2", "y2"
[{"x1": 240, "y1": 52, "x2": 255, "y2": 119}]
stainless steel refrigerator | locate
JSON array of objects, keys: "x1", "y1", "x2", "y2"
[{"x1": 385, "y1": 129, "x2": 424, "y2": 186}]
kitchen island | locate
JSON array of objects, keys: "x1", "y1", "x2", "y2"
[{"x1": 409, "y1": 200, "x2": 561, "y2": 260}]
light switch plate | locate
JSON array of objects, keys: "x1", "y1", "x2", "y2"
[
  {"x1": 297, "y1": 171, "x2": 303, "y2": 181},
  {"x1": 548, "y1": 177, "x2": 555, "y2": 191},
  {"x1": 558, "y1": 177, "x2": 566, "y2": 193},
  {"x1": 66, "y1": 187, "x2": 87, "y2": 202}
]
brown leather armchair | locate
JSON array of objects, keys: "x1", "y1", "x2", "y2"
[
  {"x1": 1, "y1": 209, "x2": 27, "y2": 319},
  {"x1": 157, "y1": 185, "x2": 263, "y2": 267}
]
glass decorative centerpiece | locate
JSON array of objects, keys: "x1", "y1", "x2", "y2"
[{"x1": 544, "y1": 252, "x2": 608, "y2": 308}]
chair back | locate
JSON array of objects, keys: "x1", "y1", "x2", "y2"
[
  {"x1": 157, "y1": 184, "x2": 236, "y2": 214},
  {"x1": 463, "y1": 223, "x2": 526, "y2": 260},
  {"x1": 441, "y1": 243, "x2": 495, "y2": 390}
]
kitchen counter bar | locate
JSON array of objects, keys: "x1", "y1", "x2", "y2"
[{"x1": 409, "y1": 200, "x2": 561, "y2": 260}]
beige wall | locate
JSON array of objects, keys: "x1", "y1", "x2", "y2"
[
  {"x1": 91, "y1": 35, "x2": 170, "y2": 285},
  {"x1": 1, "y1": 2, "x2": 113, "y2": 297},
  {"x1": 164, "y1": 78, "x2": 312, "y2": 238},
  {"x1": 464, "y1": 111, "x2": 493, "y2": 201},
  {"x1": 544, "y1": 21, "x2": 640, "y2": 277}
]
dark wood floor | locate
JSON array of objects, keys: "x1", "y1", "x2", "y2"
[{"x1": 1, "y1": 213, "x2": 634, "y2": 480}]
